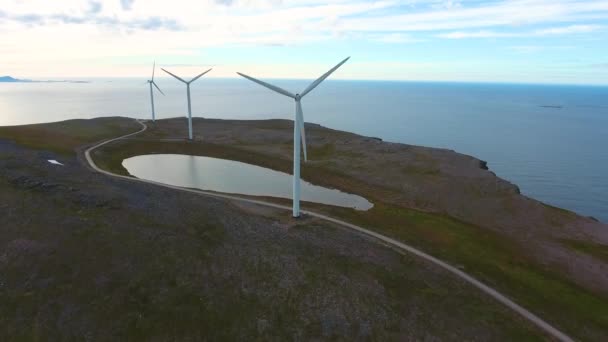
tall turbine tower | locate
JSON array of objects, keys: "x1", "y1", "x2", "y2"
[
  {"x1": 161, "y1": 67, "x2": 212, "y2": 140},
  {"x1": 147, "y1": 62, "x2": 164, "y2": 122},
  {"x1": 237, "y1": 57, "x2": 350, "y2": 218}
]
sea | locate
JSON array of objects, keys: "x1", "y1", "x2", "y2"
[{"x1": 1, "y1": 78, "x2": 607, "y2": 222}]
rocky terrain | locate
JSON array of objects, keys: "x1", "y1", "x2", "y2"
[
  {"x1": 95, "y1": 117, "x2": 608, "y2": 340},
  {"x1": 129, "y1": 118, "x2": 608, "y2": 294},
  {"x1": 0, "y1": 118, "x2": 541, "y2": 340}
]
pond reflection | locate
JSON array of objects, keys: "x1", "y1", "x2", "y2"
[{"x1": 123, "y1": 154, "x2": 373, "y2": 211}]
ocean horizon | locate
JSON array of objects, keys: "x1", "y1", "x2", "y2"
[{"x1": 1, "y1": 78, "x2": 607, "y2": 222}]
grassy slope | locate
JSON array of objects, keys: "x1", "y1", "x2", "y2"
[
  {"x1": 95, "y1": 135, "x2": 608, "y2": 341},
  {"x1": 560, "y1": 239, "x2": 608, "y2": 263},
  {"x1": 0, "y1": 118, "x2": 542, "y2": 340},
  {"x1": 0, "y1": 117, "x2": 140, "y2": 155}
]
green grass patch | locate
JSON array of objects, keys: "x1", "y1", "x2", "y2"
[
  {"x1": 322, "y1": 203, "x2": 608, "y2": 341},
  {"x1": 402, "y1": 164, "x2": 441, "y2": 176},
  {"x1": 309, "y1": 143, "x2": 336, "y2": 159},
  {"x1": 0, "y1": 117, "x2": 140, "y2": 155},
  {"x1": 89, "y1": 122, "x2": 608, "y2": 340},
  {"x1": 560, "y1": 239, "x2": 608, "y2": 263}
]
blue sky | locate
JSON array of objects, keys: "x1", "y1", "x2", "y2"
[{"x1": 1, "y1": 0, "x2": 607, "y2": 84}]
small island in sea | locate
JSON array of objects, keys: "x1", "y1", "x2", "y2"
[
  {"x1": 0, "y1": 75, "x2": 89, "y2": 83},
  {"x1": 0, "y1": 76, "x2": 25, "y2": 82}
]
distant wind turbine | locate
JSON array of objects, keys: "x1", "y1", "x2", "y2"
[
  {"x1": 147, "y1": 62, "x2": 164, "y2": 123},
  {"x1": 161, "y1": 67, "x2": 212, "y2": 140},
  {"x1": 237, "y1": 57, "x2": 350, "y2": 218}
]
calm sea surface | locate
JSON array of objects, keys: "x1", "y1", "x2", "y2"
[{"x1": 1, "y1": 78, "x2": 607, "y2": 222}]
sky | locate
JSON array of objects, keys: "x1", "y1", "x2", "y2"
[{"x1": 0, "y1": 0, "x2": 607, "y2": 84}]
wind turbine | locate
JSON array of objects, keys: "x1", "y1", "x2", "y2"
[
  {"x1": 237, "y1": 57, "x2": 350, "y2": 218},
  {"x1": 147, "y1": 62, "x2": 164, "y2": 123},
  {"x1": 161, "y1": 67, "x2": 212, "y2": 140}
]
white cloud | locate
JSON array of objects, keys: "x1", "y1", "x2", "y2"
[
  {"x1": 438, "y1": 24, "x2": 604, "y2": 39},
  {"x1": 432, "y1": 0, "x2": 462, "y2": 10},
  {"x1": 339, "y1": 0, "x2": 608, "y2": 32},
  {"x1": 374, "y1": 33, "x2": 423, "y2": 43},
  {"x1": 1, "y1": 0, "x2": 607, "y2": 77},
  {"x1": 536, "y1": 24, "x2": 604, "y2": 35},
  {"x1": 120, "y1": 0, "x2": 136, "y2": 11},
  {"x1": 507, "y1": 45, "x2": 575, "y2": 53},
  {"x1": 437, "y1": 30, "x2": 515, "y2": 39}
]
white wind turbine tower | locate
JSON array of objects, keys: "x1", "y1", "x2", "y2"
[
  {"x1": 161, "y1": 67, "x2": 212, "y2": 140},
  {"x1": 147, "y1": 62, "x2": 164, "y2": 123},
  {"x1": 237, "y1": 57, "x2": 350, "y2": 218}
]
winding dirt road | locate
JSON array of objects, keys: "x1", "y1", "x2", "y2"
[{"x1": 84, "y1": 119, "x2": 573, "y2": 342}]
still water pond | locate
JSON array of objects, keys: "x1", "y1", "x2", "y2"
[{"x1": 123, "y1": 154, "x2": 373, "y2": 211}]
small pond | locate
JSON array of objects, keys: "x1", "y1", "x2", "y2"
[{"x1": 122, "y1": 154, "x2": 373, "y2": 211}]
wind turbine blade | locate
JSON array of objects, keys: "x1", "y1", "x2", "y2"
[
  {"x1": 152, "y1": 61, "x2": 155, "y2": 80},
  {"x1": 161, "y1": 68, "x2": 187, "y2": 83},
  {"x1": 152, "y1": 81, "x2": 165, "y2": 96},
  {"x1": 297, "y1": 101, "x2": 307, "y2": 162},
  {"x1": 300, "y1": 56, "x2": 350, "y2": 98},
  {"x1": 189, "y1": 68, "x2": 212, "y2": 83},
  {"x1": 236, "y1": 72, "x2": 296, "y2": 98}
]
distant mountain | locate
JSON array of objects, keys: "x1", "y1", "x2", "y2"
[
  {"x1": 0, "y1": 75, "x2": 89, "y2": 84},
  {"x1": 0, "y1": 76, "x2": 30, "y2": 82}
]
